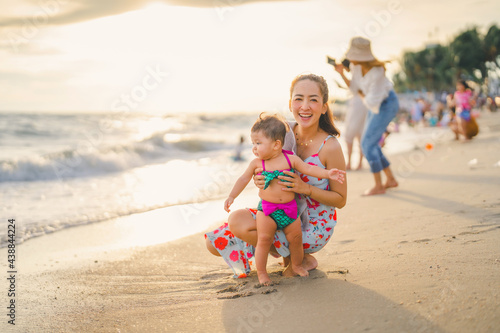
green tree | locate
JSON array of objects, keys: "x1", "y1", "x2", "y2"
[
  {"x1": 393, "y1": 24, "x2": 500, "y2": 92},
  {"x1": 450, "y1": 27, "x2": 486, "y2": 80},
  {"x1": 484, "y1": 24, "x2": 500, "y2": 67},
  {"x1": 396, "y1": 45, "x2": 455, "y2": 92}
]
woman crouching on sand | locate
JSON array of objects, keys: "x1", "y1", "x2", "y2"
[{"x1": 205, "y1": 73, "x2": 347, "y2": 278}]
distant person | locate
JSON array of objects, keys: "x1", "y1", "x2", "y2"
[
  {"x1": 233, "y1": 135, "x2": 245, "y2": 161},
  {"x1": 450, "y1": 80, "x2": 478, "y2": 140},
  {"x1": 223, "y1": 113, "x2": 345, "y2": 285},
  {"x1": 341, "y1": 36, "x2": 399, "y2": 196},
  {"x1": 411, "y1": 98, "x2": 425, "y2": 126},
  {"x1": 333, "y1": 59, "x2": 368, "y2": 170}
]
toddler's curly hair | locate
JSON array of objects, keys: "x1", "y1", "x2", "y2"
[{"x1": 251, "y1": 113, "x2": 289, "y2": 145}]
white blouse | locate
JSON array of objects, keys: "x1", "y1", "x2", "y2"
[{"x1": 350, "y1": 64, "x2": 393, "y2": 114}]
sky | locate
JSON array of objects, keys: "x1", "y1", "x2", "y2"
[{"x1": 0, "y1": 0, "x2": 499, "y2": 114}]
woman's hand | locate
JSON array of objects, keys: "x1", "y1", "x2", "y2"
[
  {"x1": 334, "y1": 64, "x2": 344, "y2": 74},
  {"x1": 253, "y1": 167, "x2": 265, "y2": 189},
  {"x1": 277, "y1": 170, "x2": 310, "y2": 195}
]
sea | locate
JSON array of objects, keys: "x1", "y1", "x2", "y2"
[{"x1": 0, "y1": 110, "x2": 452, "y2": 247}]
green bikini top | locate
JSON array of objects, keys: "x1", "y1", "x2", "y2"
[{"x1": 261, "y1": 150, "x2": 294, "y2": 190}]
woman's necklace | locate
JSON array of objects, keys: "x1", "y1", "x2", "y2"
[{"x1": 295, "y1": 131, "x2": 314, "y2": 146}]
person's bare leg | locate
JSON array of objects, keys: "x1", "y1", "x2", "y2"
[
  {"x1": 255, "y1": 212, "x2": 277, "y2": 285},
  {"x1": 449, "y1": 119, "x2": 460, "y2": 140},
  {"x1": 363, "y1": 171, "x2": 386, "y2": 196},
  {"x1": 456, "y1": 117, "x2": 468, "y2": 140},
  {"x1": 346, "y1": 142, "x2": 353, "y2": 170},
  {"x1": 383, "y1": 166, "x2": 398, "y2": 189},
  {"x1": 228, "y1": 209, "x2": 257, "y2": 246},
  {"x1": 206, "y1": 238, "x2": 221, "y2": 256},
  {"x1": 228, "y1": 208, "x2": 280, "y2": 257},
  {"x1": 460, "y1": 118, "x2": 471, "y2": 140},
  {"x1": 283, "y1": 219, "x2": 308, "y2": 277},
  {"x1": 357, "y1": 138, "x2": 364, "y2": 170}
]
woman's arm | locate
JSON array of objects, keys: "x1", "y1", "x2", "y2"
[
  {"x1": 308, "y1": 138, "x2": 347, "y2": 208},
  {"x1": 335, "y1": 64, "x2": 351, "y2": 87},
  {"x1": 290, "y1": 155, "x2": 345, "y2": 184},
  {"x1": 362, "y1": 67, "x2": 389, "y2": 114},
  {"x1": 278, "y1": 139, "x2": 347, "y2": 208},
  {"x1": 224, "y1": 159, "x2": 259, "y2": 212}
]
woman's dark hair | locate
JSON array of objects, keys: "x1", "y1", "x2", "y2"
[{"x1": 289, "y1": 74, "x2": 340, "y2": 137}]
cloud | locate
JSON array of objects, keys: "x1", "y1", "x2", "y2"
[{"x1": 0, "y1": 0, "x2": 302, "y2": 28}]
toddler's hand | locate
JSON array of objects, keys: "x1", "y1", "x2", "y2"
[
  {"x1": 224, "y1": 197, "x2": 234, "y2": 212},
  {"x1": 328, "y1": 168, "x2": 346, "y2": 184}
]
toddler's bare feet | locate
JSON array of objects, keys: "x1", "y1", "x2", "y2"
[
  {"x1": 257, "y1": 271, "x2": 272, "y2": 286},
  {"x1": 292, "y1": 264, "x2": 309, "y2": 277}
]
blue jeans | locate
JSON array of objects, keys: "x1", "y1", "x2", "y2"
[{"x1": 361, "y1": 90, "x2": 399, "y2": 173}]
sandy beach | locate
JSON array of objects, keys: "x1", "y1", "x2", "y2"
[{"x1": 2, "y1": 112, "x2": 500, "y2": 333}]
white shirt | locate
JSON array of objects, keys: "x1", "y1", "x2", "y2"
[{"x1": 351, "y1": 64, "x2": 393, "y2": 114}]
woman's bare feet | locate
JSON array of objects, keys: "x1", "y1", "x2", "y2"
[
  {"x1": 282, "y1": 254, "x2": 317, "y2": 277},
  {"x1": 292, "y1": 264, "x2": 309, "y2": 277},
  {"x1": 257, "y1": 271, "x2": 272, "y2": 286},
  {"x1": 302, "y1": 254, "x2": 318, "y2": 271},
  {"x1": 362, "y1": 186, "x2": 386, "y2": 196},
  {"x1": 384, "y1": 178, "x2": 398, "y2": 189}
]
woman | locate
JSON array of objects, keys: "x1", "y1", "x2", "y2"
[
  {"x1": 335, "y1": 36, "x2": 399, "y2": 196},
  {"x1": 205, "y1": 74, "x2": 347, "y2": 278},
  {"x1": 335, "y1": 62, "x2": 368, "y2": 170}
]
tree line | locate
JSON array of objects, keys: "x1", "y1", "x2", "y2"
[{"x1": 393, "y1": 24, "x2": 500, "y2": 93}]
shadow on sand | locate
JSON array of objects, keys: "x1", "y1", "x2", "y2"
[{"x1": 221, "y1": 270, "x2": 444, "y2": 333}]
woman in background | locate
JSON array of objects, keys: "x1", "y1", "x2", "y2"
[
  {"x1": 336, "y1": 36, "x2": 399, "y2": 196},
  {"x1": 334, "y1": 60, "x2": 368, "y2": 170}
]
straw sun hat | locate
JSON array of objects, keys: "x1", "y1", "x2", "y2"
[{"x1": 345, "y1": 37, "x2": 376, "y2": 62}]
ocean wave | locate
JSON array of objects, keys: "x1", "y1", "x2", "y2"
[
  {"x1": 0, "y1": 133, "x2": 232, "y2": 182},
  {"x1": 0, "y1": 191, "x2": 230, "y2": 248}
]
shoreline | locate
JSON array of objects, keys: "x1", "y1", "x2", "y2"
[
  {"x1": 0, "y1": 119, "x2": 452, "y2": 249},
  {"x1": 2, "y1": 112, "x2": 500, "y2": 332}
]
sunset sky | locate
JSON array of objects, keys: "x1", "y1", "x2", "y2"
[{"x1": 1, "y1": 0, "x2": 499, "y2": 114}]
